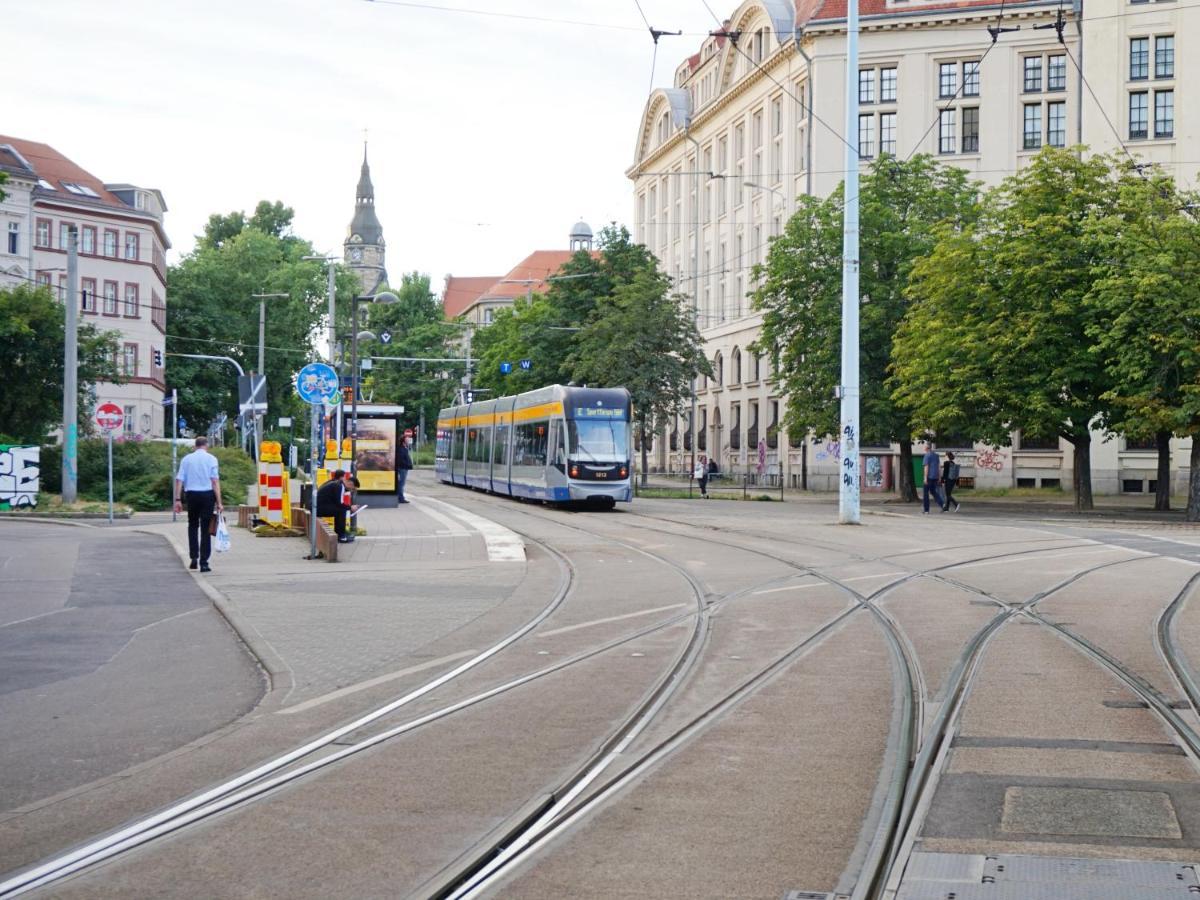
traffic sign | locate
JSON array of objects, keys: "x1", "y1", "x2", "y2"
[
  {"x1": 519, "y1": 359, "x2": 532, "y2": 370},
  {"x1": 500, "y1": 362, "x2": 513, "y2": 375},
  {"x1": 380, "y1": 330, "x2": 392, "y2": 344},
  {"x1": 295, "y1": 363, "x2": 340, "y2": 405},
  {"x1": 95, "y1": 402, "x2": 124, "y2": 432}
]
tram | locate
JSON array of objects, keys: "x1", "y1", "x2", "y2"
[{"x1": 435, "y1": 384, "x2": 633, "y2": 507}]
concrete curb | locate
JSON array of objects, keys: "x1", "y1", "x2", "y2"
[
  {"x1": 0, "y1": 516, "x2": 98, "y2": 529},
  {"x1": 133, "y1": 527, "x2": 293, "y2": 714}
]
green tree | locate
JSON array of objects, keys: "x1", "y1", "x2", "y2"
[
  {"x1": 0, "y1": 170, "x2": 8, "y2": 202},
  {"x1": 893, "y1": 149, "x2": 1122, "y2": 510},
  {"x1": 1087, "y1": 170, "x2": 1200, "y2": 516},
  {"x1": 566, "y1": 268, "x2": 710, "y2": 485},
  {"x1": 167, "y1": 202, "x2": 357, "y2": 436},
  {"x1": 0, "y1": 284, "x2": 119, "y2": 442},
  {"x1": 361, "y1": 272, "x2": 459, "y2": 437},
  {"x1": 752, "y1": 155, "x2": 981, "y2": 501}
]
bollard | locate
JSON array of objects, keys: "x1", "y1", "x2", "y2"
[{"x1": 260, "y1": 441, "x2": 290, "y2": 527}]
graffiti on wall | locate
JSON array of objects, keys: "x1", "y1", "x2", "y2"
[
  {"x1": 815, "y1": 440, "x2": 840, "y2": 462},
  {"x1": 975, "y1": 448, "x2": 1007, "y2": 471},
  {"x1": 0, "y1": 445, "x2": 39, "y2": 509}
]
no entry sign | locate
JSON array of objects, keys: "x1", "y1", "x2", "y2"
[{"x1": 95, "y1": 402, "x2": 124, "y2": 432}]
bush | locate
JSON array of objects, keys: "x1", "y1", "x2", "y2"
[{"x1": 40, "y1": 440, "x2": 257, "y2": 511}]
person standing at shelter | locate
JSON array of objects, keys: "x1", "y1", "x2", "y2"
[
  {"x1": 922, "y1": 440, "x2": 945, "y2": 515},
  {"x1": 942, "y1": 451, "x2": 962, "y2": 512},
  {"x1": 173, "y1": 436, "x2": 223, "y2": 572},
  {"x1": 317, "y1": 470, "x2": 352, "y2": 543},
  {"x1": 396, "y1": 433, "x2": 413, "y2": 504},
  {"x1": 694, "y1": 455, "x2": 709, "y2": 498}
]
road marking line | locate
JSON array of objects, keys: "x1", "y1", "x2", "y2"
[
  {"x1": 414, "y1": 495, "x2": 526, "y2": 562},
  {"x1": 407, "y1": 496, "x2": 470, "y2": 536},
  {"x1": 538, "y1": 603, "x2": 688, "y2": 637}
]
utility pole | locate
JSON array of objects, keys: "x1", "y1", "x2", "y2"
[
  {"x1": 839, "y1": 0, "x2": 861, "y2": 524},
  {"x1": 684, "y1": 130, "x2": 702, "y2": 496},
  {"x1": 62, "y1": 228, "x2": 79, "y2": 504},
  {"x1": 251, "y1": 292, "x2": 287, "y2": 454}
]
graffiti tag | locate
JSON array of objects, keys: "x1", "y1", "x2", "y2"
[
  {"x1": 0, "y1": 445, "x2": 39, "y2": 509},
  {"x1": 975, "y1": 448, "x2": 1007, "y2": 472}
]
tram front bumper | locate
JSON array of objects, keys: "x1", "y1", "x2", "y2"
[{"x1": 568, "y1": 481, "x2": 632, "y2": 502}]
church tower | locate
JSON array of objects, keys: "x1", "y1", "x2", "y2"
[{"x1": 345, "y1": 143, "x2": 388, "y2": 294}]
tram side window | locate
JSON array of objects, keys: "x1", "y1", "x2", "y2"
[
  {"x1": 494, "y1": 425, "x2": 510, "y2": 467},
  {"x1": 435, "y1": 428, "x2": 449, "y2": 458},
  {"x1": 514, "y1": 422, "x2": 548, "y2": 467},
  {"x1": 454, "y1": 428, "x2": 465, "y2": 459},
  {"x1": 468, "y1": 426, "x2": 491, "y2": 463}
]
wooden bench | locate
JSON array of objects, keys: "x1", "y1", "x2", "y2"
[{"x1": 290, "y1": 506, "x2": 339, "y2": 562}]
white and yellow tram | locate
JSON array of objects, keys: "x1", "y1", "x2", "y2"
[{"x1": 435, "y1": 385, "x2": 633, "y2": 506}]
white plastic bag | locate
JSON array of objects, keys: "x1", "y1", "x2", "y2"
[{"x1": 215, "y1": 515, "x2": 231, "y2": 553}]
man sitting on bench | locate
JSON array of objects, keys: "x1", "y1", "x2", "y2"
[{"x1": 316, "y1": 470, "x2": 353, "y2": 543}]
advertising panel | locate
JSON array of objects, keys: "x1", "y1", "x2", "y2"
[{"x1": 355, "y1": 418, "x2": 397, "y2": 492}]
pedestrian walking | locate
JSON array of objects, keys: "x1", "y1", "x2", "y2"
[
  {"x1": 396, "y1": 433, "x2": 413, "y2": 504},
  {"x1": 173, "y1": 436, "x2": 223, "y2": 572},
  {"x1": 942, "y1": 451, "x2": 962, "y2": 512},
  {"x1": 694, "y1": 455, "x2": 709, "y2": 498},
  {"x1": 317, "y1": 470, "x2": 353, "y2": 543},
  {"x1": 921, "y1": 440, "x2": 946, "y2": 515}
]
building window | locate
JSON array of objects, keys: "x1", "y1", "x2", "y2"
[
  {"x1": 124, "y1": 232, "x2": 139, "y2": 261},
  {"x1": 81, "y1": 225, "x2": 96, "y2": 254},
  {"x1": 36, "y1": 271, "x2": 51, "y2": 287},
  {"x1": 859, "y1": 68, "x2": 875, "y2": 104},
  {"x1": 59, "y1": 223, "x2": 73, "y2": 250},
  {"x1": 122, "y1": 343, "x2": 138, "y2": 377},
  {"x1": 859, "y1": 113, "x2": 875, "y2": 157},
  {"x1": 1048, "y1": 55, "x2": 1067, "y2": 91},
  {"x1": 1023, "y1": 57, "x2": 1043, "y2": 92},
  {"x1": 1155, "y1": 89, "x2": 1174, "y2": 137},
  {"x1": 938, "y1": 62, "x2": 956, "y2": 98},
  {"x1": 123, "y1": 406, "x2": 136, "y2": 436},
  {"x1": 963, "y1": 60, "x2": 980, "y2": 96},
  {"x1": 1154, "y1": 35, "x2": 1174, "y2": 78},
  {"x1": 151, "y1": 291, "x2": 166, "y2": 332},
  {"x1": 1129, "y1": 91, "x2": 1149, "y2": 138},
  {"x1": 81, "y1": 277, "x2": 97, "y2": 312},
  {"x1": 881, "y1": 67, "x2": 897, "y2": 102},
  {"x1": 1047, "y1": 101, "x2": 1067, "y2": 147},
  {"x1": 124, "y1": 283, "x2": 139, "y2": 316},
  {"x1": 1023, "y1": 103, "x2": 1043, "y2": 149},
  {"x1": 103, "y1": 280, "x2": 119, "y2": 315},
  {"x1": 938, "y1": 108, "x2": 956, "y2": 153},
  {"x1": 1130, "y1": 37, "x2": 1149, "y2": 80},
  {"x1": 36, "y1": 218, "x2": 50, "y2": 248},
  {"x1": 103, "y1": 229, "x2": 118, "y2": 257},
  {"x1": 962, "y1": 107, "x2": 980, "y2": 152},
  {"x1": 6, "y1": 222, "x2": 17, "y2": 255},
  {"x1": 771, "y1": 96, "x2": 783, "y2": 182},
  {"x1": 880, "y1": 112, "x2": 897, "y2": 154}
]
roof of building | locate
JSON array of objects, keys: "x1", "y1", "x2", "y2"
[
  {"x1": 442, "y1": 275, "x2": 501, "y2": 319},
  {"x1": 569, "y1": 220, "x2": 593, "y2": 240},
  {"x1": 481, "y1": 250, "x2": 581, "y2": 301},
  {"x1": 800, "y1": 0, "x2": 1007, "y2": 24},
  {"x1": 348, "y1": 143, "x2": 384, "y2": 244},
  {"x1": 0, "y1": 144, "x2": 35, "y2": 180},
  {"x1": 0, "y1": 135, "x2": 129, "y2": 206}
]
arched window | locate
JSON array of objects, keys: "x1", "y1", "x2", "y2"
[
  {"x1": 731, "y1": 347, "x2": 742, "y2": 385},
  {"x1": 713, "y1": 352, "x2": 723, "y2": 386},
  {"x1": 753, "y1": 354, "x2": 762, "y2": 382}
]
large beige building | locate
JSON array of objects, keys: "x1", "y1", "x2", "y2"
[
  {"x1": 629, "y1": 0, "x2": 1196, "y2": 494},
  {"x1": 1, "y1": 136, "x2": 170, "y2": 438}
]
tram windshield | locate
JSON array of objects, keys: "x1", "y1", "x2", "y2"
[{"x1": 568, "y1": 419, "x2": 629, "y2": 463}]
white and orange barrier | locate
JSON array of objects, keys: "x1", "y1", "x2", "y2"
[{"x1": 258, "y1": 441, "x2": 290, "y2": 528}]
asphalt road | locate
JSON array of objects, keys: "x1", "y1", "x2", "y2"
[{"x1": 0, "y1": 521, "x2": 264, "y2": 811}]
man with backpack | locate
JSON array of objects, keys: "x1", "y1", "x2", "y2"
[{"x1": 942, "y1": 451, "x2": 962, "y2": 512}]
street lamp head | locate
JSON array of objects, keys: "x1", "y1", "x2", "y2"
[
  {"x1": 356, "y1": 330, "x2": 377, "y2": 342},
  {"x1": 371, "y1": 291, "x2": 399, "y2": 305}
]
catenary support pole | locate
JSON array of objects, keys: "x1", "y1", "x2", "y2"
[
  {"x1": 107, "y1": 430, "x2": 114, "y2": 524},
  {"x1": 171, "y1": 389, "x2": 178, "y2": 522},
  {"x1": 310, "y1": 404, "x2": 319, "y2": 559},
  {"x1": 62, "y1": 228, "x2": 79, "y2": 504},
  {"x1": 839, "y1": 0, "x2": 861, "y2": 524}
]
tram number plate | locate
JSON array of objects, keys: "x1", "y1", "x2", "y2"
[{"x1": 595, "y1": 472, "x2": 607, "y2": 478}]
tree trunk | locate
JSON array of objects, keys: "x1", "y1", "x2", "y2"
[
  {"x1": 1070, "y1": 433, "x2": 1094, "y2": 511},
  {"x1": 897, "y1": 440, "x2": 917, "y2": 502},
  {"x1": 1155, "y1": 430, "x2": 1172, "y2": 512},
  {"x1": 1188, "y1": 439, "x2": 1200, "y2": 522},
  {"x1": 639, "y1": 417, "x2": 649, "y2": 488}
]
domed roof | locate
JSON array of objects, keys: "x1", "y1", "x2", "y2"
[{"x1": 569, "y1": 220, "x2": 593, "y2": 240}]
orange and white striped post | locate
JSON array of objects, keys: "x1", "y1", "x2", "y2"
[{"x1": 260, "y1": 441, "x2": 290, "y2": 527}]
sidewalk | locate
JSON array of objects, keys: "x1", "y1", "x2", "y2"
[{"x1": 135, "y1": 484, "x2": 529, "y2": 709}]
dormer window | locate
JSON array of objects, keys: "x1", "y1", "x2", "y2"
[
  {"x1": 37, "y1": 179, "x2": 55, "y2": 191},
  {"x1": 62, "y1": 181, "x2": 100, "y2": 198}
]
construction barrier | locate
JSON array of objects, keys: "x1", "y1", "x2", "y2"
[{"x1": 258, "y1": 441, "x2": 290, "y2": 528}]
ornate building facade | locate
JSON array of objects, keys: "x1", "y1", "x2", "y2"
[
  {"x1": 629, "y1": 0, "x2": 1196, "y2": 494},
  {"x1": 345, "y1": 144, "x2": 387, "y2": 295}
]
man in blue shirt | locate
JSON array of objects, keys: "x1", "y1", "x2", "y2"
[
  {"x1": 173, "y1": 437, "x2": 223, "y2": 571},
  {"x1": 922, "y1": 440, "x2": 945, "y2": 515}
]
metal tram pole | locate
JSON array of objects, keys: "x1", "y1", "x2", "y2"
[
  {"x1": 839, "y1": 0, "x2": 862, "y2": 525},
  {"x1": 171, "y1": 388, "x2": 178, "y2": 522},
  {"x1": 62, "y1": 228, "x2": 79, "y2": 504},
  {"x1": 107, "y1": 429, "x2": 114, "y2": 524},
  {"x1": 309, "y1": 403, "x2": 319, "y2": 559},
  {"x1": 684, "y1": 128, "x2": 702, "y2": 499}
]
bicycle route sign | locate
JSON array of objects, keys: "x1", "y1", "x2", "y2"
[{"x1": 295, "y1": 363, "x2": 340, "y2": 406}]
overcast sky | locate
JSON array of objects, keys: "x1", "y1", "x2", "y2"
[{"x1": 10, "y1": 0, "x2": 725, "y2": 288}]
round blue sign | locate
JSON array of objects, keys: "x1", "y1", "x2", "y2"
[{"x1": 295, "y1": 363, "x2": 340, "y2": 405}]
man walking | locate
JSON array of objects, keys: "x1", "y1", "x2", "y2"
[
  {"x1": 396, "y1": 433, "x2": 413, "y2": 504},
  {"x1": 173, "y1": 436, "x2": 223, "y2": 572},
  {"x1": 942, "y1": 451, "x2": 962, "y2": 512},
  {"x1": 921, "y1": 440, "x2": 945, "y2": 515}
]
